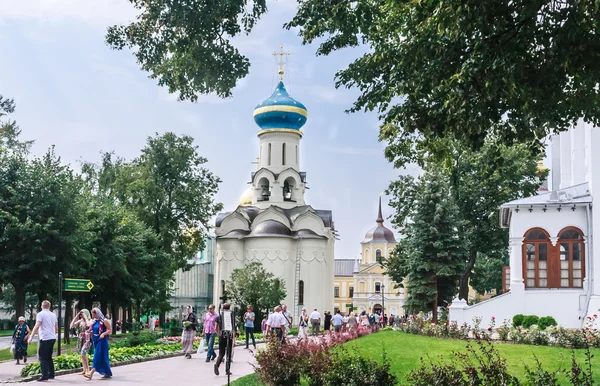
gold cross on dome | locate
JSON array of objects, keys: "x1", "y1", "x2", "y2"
[{"x1": 273, "y1": 45, "x2": 291, "y2": 82}]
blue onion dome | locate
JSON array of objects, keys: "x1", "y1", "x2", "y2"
[{"x1": 253, "y1": 81, "x2": 308, "y2": 131}]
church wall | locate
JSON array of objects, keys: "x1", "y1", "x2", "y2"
[
  {"x1": 258, "y1": 131, "x2": 301, "y2": 173},
  {"x1": 213, "y1": 238, "x2": 244, "y2": 303}
]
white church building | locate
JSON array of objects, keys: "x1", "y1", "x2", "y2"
[
  {"x1": 213, "y1": 73, "x2": 336, "y2": 320},
  {"x1": 450, "y1": 122, "x2": 600, "y2": 328}
]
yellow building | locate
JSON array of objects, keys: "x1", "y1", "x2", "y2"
[{"x1": 334, "y1": 197, "x2": 406, "y2": 317}]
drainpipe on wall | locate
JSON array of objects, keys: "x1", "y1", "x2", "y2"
[{"x1": 581, "y1": 204, "x2": 594, "y2": 323}]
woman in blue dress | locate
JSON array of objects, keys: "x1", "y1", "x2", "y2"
[{"x1": 85, "y1": 308, "x2": 112, "y2": 380}]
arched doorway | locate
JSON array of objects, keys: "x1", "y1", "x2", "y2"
[{"x1": 372, "y1": 304, "x2": 382, "y2": 314}]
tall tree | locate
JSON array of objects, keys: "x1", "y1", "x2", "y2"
[
  {"x1": 225, "y1": 262, "x2": 286, "y2": 330},
  {"x1": 0, "y1": 148, "x2": 87, "y2": 318},
  {"x1": 387, "y1": 140, "x2": 546, "y2": 300},
  {"x1": 387, "y1": 171, "x2": 465, "y2": 322},
  {"x1": 122, "y1": 132, "x2": 222, "y2": 270}
]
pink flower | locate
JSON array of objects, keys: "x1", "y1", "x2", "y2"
[
  {"x1": 487, "y1": 328, "x2": 492, "y2": 331},
  {"x1": 594, "y1": 314, "x2": 598, "y2": 318},
  {"x1": 491, "y1": 316, "x2": 496, "y2": 320}
]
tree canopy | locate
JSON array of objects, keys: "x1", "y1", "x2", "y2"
[
  {"x1": 107, "y1": 0, "x2": 600, "y2": 164},
  {"x1": 387, "y1": 170, "x2": 465, "y2": 322},
  {"x1": 0, "y1": 98, "x2": 222, "y2": 323},
  {"x1": 225, "y1": 261, "x2": 286, "y2": 329},
  {"x1": 387, "y1": 140, "x2": 546, "y2": 301}
]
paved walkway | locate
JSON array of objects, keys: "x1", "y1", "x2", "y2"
[{"x1": 0, "y1": 345, "x2": 260, "y2": 385}]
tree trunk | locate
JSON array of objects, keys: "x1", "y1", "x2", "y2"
[
  {"x1": 135, "y1": 300, "x2": 141, "y2": 322},
  {"x1": 432, "y1": 274, "x2": 438, "y2": 323},
  {"x1": 100, "y1": 302, "x2": 108, "y2": 317},
  {"x1": 110, "y1": 301, "x2": 118, "y2": 328},
  {"x1": 459, "y1": 249, "x2": 478, "y2": 301},
  {"x1": 64, "y1": 295, "x2": 72, "y2": 345},
  {"x1": 13, "y1": 283, "x2": 26, "y2": 321}
]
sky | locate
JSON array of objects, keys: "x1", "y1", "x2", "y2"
[{"x1": 0, "y1": 0, "x2": 418, "y2": 259}]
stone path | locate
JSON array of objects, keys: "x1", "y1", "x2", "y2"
[{"x1": 0, "y1": 345, "x2": 260, "y2": 385}]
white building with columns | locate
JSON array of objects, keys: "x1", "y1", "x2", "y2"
[
  {"x1": 213, "y1": 75, "x2": 336, "y2": 320},
  {"x1": 450, "y1": 122, "x2": 600, "y2": 328}
]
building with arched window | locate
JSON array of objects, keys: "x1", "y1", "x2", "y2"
[
  {"x1": 214, "y1": 68, "x2": 336, "y2": 323},
  {"x1": 334, "y1": 197, "x2": 405, "y2": 317},
  {"x1": 450, "y1": 121, "x2": 600, "y2": 328}
]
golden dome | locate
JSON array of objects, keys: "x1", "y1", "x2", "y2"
[{"x1": 238, "y1": 187, "x2": 253, "y2": 206}]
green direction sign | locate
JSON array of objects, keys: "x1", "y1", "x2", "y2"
[{"x1": 64, "y1": 278, "x2": 94, "y2": 292}]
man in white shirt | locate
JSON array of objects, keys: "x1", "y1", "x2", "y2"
[
  {"x1": 310, "y1": 308, "x2": 321, "y2": 335},
  {"x1": 266, "y1": 306, "x2": 287, "y2": 343},
  {"x1": 281, "y1": 304, "x2": 293, "y2": 336},
  {"x1": 28, "y1": 300, "x2": 58, "y2": 382},
  {"x1": 331, "y1": 310, "x2": 344, "y2": 333}
]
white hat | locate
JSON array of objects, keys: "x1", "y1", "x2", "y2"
[{"x1": 18, "y1": 316, "x2": 25, "y2": 322}]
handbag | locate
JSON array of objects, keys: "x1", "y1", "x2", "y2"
[
  {"x1": 9, "y1": 343, "x2": 15, "y2": 355},
  {"x1": 197, "y1": 337, "x2": 205, "y2": 354}
]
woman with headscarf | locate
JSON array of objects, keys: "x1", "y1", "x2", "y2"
[
  {"x1": 70, "y1": 309, "x2": 92, "y2": 376},
  {"x1": 182, "y1": 305, "x2": 198, "y2": 359},
  {"x1": 297, "y1": 308, "x2": 309, "y2": 340},
  {"x1": 85, "y1": 308, "x2": 112, "y2": 380},
  {"x1": 11, "y1": 316, "x2": 30, "y2": 365}
]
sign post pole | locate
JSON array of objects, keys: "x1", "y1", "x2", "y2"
[{"x1": 57, "y1": 272, "x2": 63, "y2": 356}]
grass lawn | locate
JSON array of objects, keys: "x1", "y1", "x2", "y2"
[
  {"x1": 232, "y1": 330, "x2": 600, "y2": 385},
  {"x1": 0, "y1": 340, "x2": 78, "y2": 362}
]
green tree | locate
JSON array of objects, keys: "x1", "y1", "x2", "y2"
[
  {"x1": 122, "y1": 132, "x2": 222, "y2": 270},
  {"x1": 225, "y1": 262, "x2": 286, "y2": 331},
  {"x1": 0, "y1": 148, "x2": 87, "y2": 318},
  {"x1": 388, "y1": 141, "x2": 545, "y2": 300},
  {"x1": 386, "y1": 171, "x2": 465, "y2": 322},
  {"x1": 107, "y1": 1, "x2": 600, "y2": 165},
  {"x1": 106, "y1": 0, "x2": 268, "y2": 101}
]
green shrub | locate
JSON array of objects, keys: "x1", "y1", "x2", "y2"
[
  {"x1": 523, "y1": 315, "x2": 540, "y2": 328},
  {"x1": 320, "y1": 348, "x2": 397, "y2": 386},
  {"x1": 539, "y1": 316, "x2": 558, "y2": 329},
  {"x1": 21, "y1": 343, "x2": 183, "y2": 376},
  {"x1": 512, "y1": 314, "x2": 525, "y2": 327}
]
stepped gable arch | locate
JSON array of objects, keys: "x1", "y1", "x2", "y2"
[
  {"x1": 293, "y1": 210, "x2": 326, "y2": 236},
  {"x1": 252, "y1": 206, "x2": 292, "y2": 229},
  {"x1": 216, "y1": 211, "x2": 250, "y2": 236}
]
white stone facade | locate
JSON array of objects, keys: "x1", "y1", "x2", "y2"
[
  {"x1": 450, "y1": 122, "x2": 600, "y2": 328},
  {"x1": 213, "y1": 80, "x2": 336, "y2": 321}
]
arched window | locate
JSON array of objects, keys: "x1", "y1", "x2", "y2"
[
  {"x1": 375, "y1": 281, "x2": 382, "y2": 293},
  {"x1": 298, "y1": 280, "x2": 304, "y2": 305},
  {"x1": 558, "y1": 227, "x2": 585, "y2": 288},
  {"x1": 523, "y1": 229, "x2": 550, "y2": 288},
  {"x1": 375, "y1": 249, "x2": 383, "y2": 264},
  {"x1": 295, "y1": 145, "x2": 298, "y2": 164},
  {"x1": 268, "y1": 143, "x2": 272, "y2": 166},
  {"x1": 282, "y1": 143, "x2": 286, "y2": 166}
]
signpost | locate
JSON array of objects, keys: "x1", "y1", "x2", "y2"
[
  {"x1": 57, "y1": 276, "x2": 94, "y2": 355},
  {"x1": 64, "y1": 278, "x2": 94, "y2": 292}
]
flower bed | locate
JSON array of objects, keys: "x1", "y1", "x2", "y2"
[
  {"x1": 20, "y1": 343, "x2": 193, "y2": 377},
  {"x1": 254, "y1": 328, "x2": 382, "y2": 385},
  {"x1": 396, "y1": 313, "x2": 600, "y2": 349}
]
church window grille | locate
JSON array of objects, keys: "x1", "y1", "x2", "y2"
[
  {"x1": 376, "y1": 249, "x2": 383, "y2": 264},
  {"x1": 298, "y1": 280, "x2": 304, "y2": 305},
  {"x1": 334, "y1": 287, "x2": 340, "y2": 298},
  {"x1": 268, "y1": 143, "x2": 272, "y2": 166},
  {"x1": 282, "y1": 143, "x2": 286, "y2": 166},
  {"x1": 349, "y1": 286, "x2": 354, "y2": 298}
]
